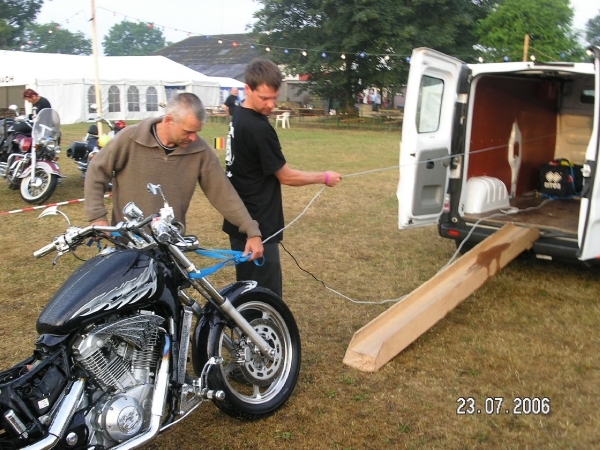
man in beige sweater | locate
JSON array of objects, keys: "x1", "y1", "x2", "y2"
[{"x1": 84, "y1": 93, "x2": 263, "y2": 261}]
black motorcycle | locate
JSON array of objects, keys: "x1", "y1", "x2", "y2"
[
  {"x1": 0, "y1": 105, "x2": 31, "y2": 167},
  {"x1": 0, "y1": 183, "x2": 301, "y2": 449},
  {"x1": 67, "y1": 117, "x2": 126, "y2": 178}
]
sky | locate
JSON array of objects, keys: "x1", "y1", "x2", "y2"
[{"x1": 36, "y1": 0, "x2": 598, "y2": 50}]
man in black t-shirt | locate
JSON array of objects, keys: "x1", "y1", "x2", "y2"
[
  {"x1": 222, "y1": 87, "x2": 239, "y2": 120},
  {"x1": 223, "y1": 59, "x2": 342, "y2": 299},
  {"x1": 23, "y1": 88, "x2": 51, "y2": 118}
]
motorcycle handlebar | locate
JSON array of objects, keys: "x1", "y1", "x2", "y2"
[
  {"x1": 33, "y1": 242, "x2": 58, "y2": 258},
  {"x1": 33, "y1": 214, "x2": 157, "y2": 258}
]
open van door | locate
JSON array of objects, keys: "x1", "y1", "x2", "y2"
[
  {"x1": 397, "y1": 48, "x2": 468, "y2": 229},
  {"x1": 578, "y1": 46, "x2": 600, "y2": 261}
]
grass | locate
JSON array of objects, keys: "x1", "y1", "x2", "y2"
[{"x1": 0, "y1": 121, "x2": 599, "y2": 449}]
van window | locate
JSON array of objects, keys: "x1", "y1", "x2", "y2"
[
  {"x1": 580, "y1": 89, "x2": 595, "y2": 104},
  {"x1": 417, "y1": 76, "x2": 444, "y2": 133}
]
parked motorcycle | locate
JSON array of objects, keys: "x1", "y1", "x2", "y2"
[
  {"x1": 0, "y1": 105, "x2": 31, "y2": 166},
  {"x1": 0, "y1": 183, "x2": 301, "y2": 449},
  {"x1": 67, "y1": 114, "x2": 126, "y2": 178},
  {"x1": 0, "y1": 108, "x2": 64, "y2": 204}
]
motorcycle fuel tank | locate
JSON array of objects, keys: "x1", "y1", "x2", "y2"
[{"x1": 37, "y1": 249, "x2": 164, "y2": 335}]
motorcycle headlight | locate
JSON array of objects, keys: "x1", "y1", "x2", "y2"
[{"x1": 45, "y1": 140, "x2": 57, "y2": 151}]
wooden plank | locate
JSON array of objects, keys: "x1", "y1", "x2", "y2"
[{"x1": 343, "y1": 224, "x2": 540, "y2": 372}]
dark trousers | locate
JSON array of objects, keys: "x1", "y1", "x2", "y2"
[{"x1": 229, "y1": 236, "x2": 283, "y2": 299}]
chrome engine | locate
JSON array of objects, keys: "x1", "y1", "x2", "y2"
[{"x1": 72, "y1": 313, "x2": 165, "y2": 447}]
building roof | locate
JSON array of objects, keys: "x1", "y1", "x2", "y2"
[{"x1": 154, "y1": 34, "x2": 261, "y2": 81}]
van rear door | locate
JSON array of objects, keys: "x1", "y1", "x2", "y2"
[
  {"x1": 578, "y1": 46, "x2": 600, "y2": 260},
  {"x1": 397, "y1": 48, "x2": 467, "y2": 229}
]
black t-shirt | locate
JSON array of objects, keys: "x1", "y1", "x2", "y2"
[
  {"x1": 222, "y1": 106, "x2": 286, "y2": 241},
  {"x1": 224, "y1": 94, "x2": 239, "y2": 117},
  {"x1": 33, "y1": 97, "x2": 52, "y2": 112}
]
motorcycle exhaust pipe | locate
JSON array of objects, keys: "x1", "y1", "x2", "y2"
[
  {"x1": 22, "y1": 379, "x2": 85, "y2": 450},
  {"x1": 112, "y1": 335, "x2": 172, "y2": 450}
]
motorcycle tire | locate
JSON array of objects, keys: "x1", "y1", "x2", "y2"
[
  {"x1": 203, "y1": 289, "x2": 301, "y2": 420},
  {"x1": 20, "y1": 168, "x2": 58, "y2": 205}
]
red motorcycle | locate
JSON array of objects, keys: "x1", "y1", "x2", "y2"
[{"x1": 1, "y1": 108, "x2": 64, "y2": 204}]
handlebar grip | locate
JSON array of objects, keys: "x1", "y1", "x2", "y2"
[{"x1": 33, "y1": 242, "x2": 56, "y2": 258}]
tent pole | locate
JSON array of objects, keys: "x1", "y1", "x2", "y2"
[{"x1": 91, "y1": 0, "x2": 103, "y2": 134}]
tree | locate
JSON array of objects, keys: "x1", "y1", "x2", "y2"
[
  {"x1": 21, "y1": 22, "x2": 91, "y2": 54},
  {"x1": 475, "y1": 0, "x2": 585, "y2": 62},
  {"x1": 0, "y1": 0, "x2": 43, "y2": 49},
  {"x1": 103, "y1": 21, "x2": 168, "y2": 56},
  {"x1": 251, "y1": 0, "x2": 491, "y2": 111},
  {"x1": 585, "y1": 11, "x2": 600, "y2": 46}
]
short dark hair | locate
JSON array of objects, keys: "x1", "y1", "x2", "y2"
[{"x1": 245, "y1": 59, "x2": 282, "y2": 91}]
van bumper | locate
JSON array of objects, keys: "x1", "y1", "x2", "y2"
[{"x1": 438, "y1": 222, "x2": 585, "y2": 263}]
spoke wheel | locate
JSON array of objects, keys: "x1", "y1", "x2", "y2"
[{"x1": 20, "y1": 168, "x2": 58, "y2": 204}]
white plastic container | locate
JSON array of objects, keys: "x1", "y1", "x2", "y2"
[{"x1": 462, "y1": 176, "x2": 510, "y2": 214}]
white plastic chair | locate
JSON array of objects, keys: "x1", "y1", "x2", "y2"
[{"x1": 275, "y1": 111, "x2": 291, "y2": 129}]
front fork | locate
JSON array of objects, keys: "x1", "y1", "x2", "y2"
[{"x1": 169, "y1": 243, "x2": 275, "y2": 361}]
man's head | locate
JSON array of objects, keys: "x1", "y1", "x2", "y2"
[
  {"x1": 231, "y1": 87, "x2": 239, "y2": 96},
  {"x1": 162, "y1": 93, "x2": 206, "y2": 148},
  {"x1": 243, "y1": 59, "x2": 282, "y2": 116},
  {"x1": 23, "y1": 88, "x2": 40, "y2": 103}
]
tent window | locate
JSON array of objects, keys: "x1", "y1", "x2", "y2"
[
  {"x1": 108, "y1": 86, "x2": 121, "y2": 112},
  {"x1": 127, "y1": 86, "x2": 140, "y2": 112},
  {"x1": 87, "y1": 86, "x2": 96, "y2": 113},
  {"x1": 146, "y1": 87, "x2": 158, "y2": 111}
]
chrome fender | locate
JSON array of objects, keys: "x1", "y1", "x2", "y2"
[{"x1": 20, "y1": 160, "x2": 63, "y2": 179}]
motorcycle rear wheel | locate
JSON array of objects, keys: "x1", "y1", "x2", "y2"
[
  {"x1": 20, "y1": 168, "x2": 58, "y2": 204},
  {"x1": 204, "y1": 290, "x2": 301, "y2": 420}
]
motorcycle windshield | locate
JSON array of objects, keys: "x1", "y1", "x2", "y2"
[{"x1": 32, "y1": 109, "x2": 61, "y2": 145}]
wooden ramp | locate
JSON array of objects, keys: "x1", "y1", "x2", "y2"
[{"x1": 343, "y1": 224, "x2": 540, "y2": 373}]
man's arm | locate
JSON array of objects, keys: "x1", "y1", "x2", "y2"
[{"x1": 274, "y1": 163, "x2": 342, "y2": 187}]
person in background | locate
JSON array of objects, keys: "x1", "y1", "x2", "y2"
[
  {"x1": 223, "y1": 87, "x2": 240, "y2": 121},
  {"x1": 84, "y1": 92, "x2": 263, "y2": 262},
  {"x1": 23, "y1": 88, "x2": 51, "y2": 117},
  {"x1": 223, "y1": 58, "x2": 342, "y2": 299}
]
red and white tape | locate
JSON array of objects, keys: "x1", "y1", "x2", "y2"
[{"x1": 0, "y1": 194, "x2": 111, "y2": 216}]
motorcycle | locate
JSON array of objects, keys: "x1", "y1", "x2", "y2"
[
  {"x1": 0, "y1": 105, "x2": 31, "y2": 166},
  {"x1": 0, "y1": 108, "x2": 64, "y2": 204},
  {"x1": 0, "y1": 183, "x2": 301, "y2": 449},
  {"x1": 67, "y1": 115, "x2": 126, "y2": 178}
]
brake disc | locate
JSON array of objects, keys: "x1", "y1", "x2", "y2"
[{"x1": 238, "y1": 318, "x2": 284, "y2": 387}]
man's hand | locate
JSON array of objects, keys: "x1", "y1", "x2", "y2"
[{"x1": 243, "y1": 236, "x2": 264, "y2": 261}]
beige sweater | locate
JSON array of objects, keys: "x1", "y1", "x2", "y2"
[{"x1": 84, "y1": 117, "x2": 261, "y2": 238}]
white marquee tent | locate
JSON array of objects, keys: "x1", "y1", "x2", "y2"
[{"x1": 0, "y1": 51, "x2": 244, "y2": 124}]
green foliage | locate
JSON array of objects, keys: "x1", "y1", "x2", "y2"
[
  {"x1": 103, "y1": 21, "x2": 168, "y2": 56},
  {"x1": 475, "y1": 0, "x2": 585, "y2": 62},
  {"x1": 21, "y1": 22, "x2": 91, "y2": 55},
  {"x1": 0, "y1": 0, "x2": 43, "y2": 49},
  {"x1": 251, "y1": 0, "x2": 489, "y2": 110},
  {"x1": 585, "y1": 11, "x2": 600, "y2": 46}
]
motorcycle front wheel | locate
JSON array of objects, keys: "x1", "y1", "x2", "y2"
[
  {"x1": 204, "y1": 290, "x2": 301, "y2": 420},
  {"x1": 20, "y1": 168, "x2": 58, "y2": 204}
]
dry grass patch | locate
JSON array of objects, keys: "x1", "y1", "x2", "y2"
[{"x1": 0, "y1": 122, "x2": 598, "y2": 449}]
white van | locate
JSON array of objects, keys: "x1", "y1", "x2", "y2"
[{"x1": 397, "y1": 47, "x2": 599, "y2": 263}]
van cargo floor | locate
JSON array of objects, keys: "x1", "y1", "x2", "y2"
[{"x1": 463, "y1": 196, "x2": 579, "y2": 235}]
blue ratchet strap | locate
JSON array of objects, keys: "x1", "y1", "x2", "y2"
[{"x1": 188, "y1": 248, "x2": 264, "y2": 279}]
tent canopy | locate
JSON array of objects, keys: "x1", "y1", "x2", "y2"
[{"x1": 0, "y1": 51, "x2": 237, "y2": 124}]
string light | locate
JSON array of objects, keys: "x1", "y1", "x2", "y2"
[{"x1": 33, "y1": 5, "x2": 575, "y2": 64}]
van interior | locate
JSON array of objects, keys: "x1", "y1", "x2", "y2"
[{"x1": 460, "y1": 71, "x2": 594, "y2": 236}]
